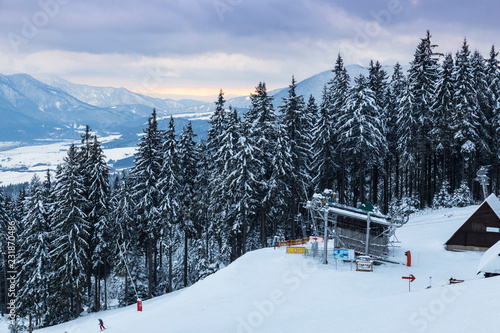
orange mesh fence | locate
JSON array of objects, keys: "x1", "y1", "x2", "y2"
[{"x1": 278, "y1": 236, "x2": 323, "y2": 247}]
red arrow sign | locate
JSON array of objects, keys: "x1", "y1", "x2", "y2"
[
  {"x1": 402, "y1": 274, "x2": 416, "y2": 282},
  {"x1": 402, "y1": 274, "x2": 416, "y2": 291}
]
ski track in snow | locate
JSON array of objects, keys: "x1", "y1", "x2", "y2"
[{"x1": 33, "y1": 205, "x2": 500, "y2": 333}]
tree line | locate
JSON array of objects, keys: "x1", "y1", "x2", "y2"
[{"x1": 1, "y1": 31, "x2": 500, "y2": 329}]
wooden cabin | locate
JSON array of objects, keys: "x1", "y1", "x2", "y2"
[{"x1": 445, "y1": 194, "x2": 500, "y2": 251}]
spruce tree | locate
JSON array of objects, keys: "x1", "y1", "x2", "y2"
[
  {"x1": 386, "y1": 63, "x2": 406, "y2": 204},
  {"x1": 329, "y1": 54, "x2": 351, "y2": 203},
  {"x1": 49, "y1": 144, "x2": 89, "y2": 320},
  {"x1": 311, "y1": 85, "x2": 337, "y2": 193},
  {"x1": 17, "y1": 175, "x2": 51, "y2": 328},
  {"x1": 431, "y1": 53, "x2": 455, "y2": 188},
  {"x1": 487, "y1": 45, "x2": 500, "y2": 191},
  {"x1": 279, "y1": 76, "x2": 309, "y2": 237},
  {"x1": 338, "y1": 75, "x2": 386, "y2": 205},
  {"x1": 87, "y1": 136, "x2": 112, "y2": 310},
  {"x1": 367, "y1": 60, "x2": 388, "y2": 205},
  {"x1": 398, "y1": 31, "x2": 440, "y2": 206},
  {"x1": 130, "y1": 109, "x2": 163, "y2": 298},
  {"x1": 160, "y1": 116, "x2": 180, "y2": 293},
  {"x1": 451, "y1": 39, "x2": 489, "y2": 189},
  {"x1": 244, "y1": 82, "x2": 277, "y2": 245},
  {"x1": 177, "y1": 121, "x2": 198, "y2": 287}
]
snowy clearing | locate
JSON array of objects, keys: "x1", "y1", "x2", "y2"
[
  {"x1": 0, "y1": 137, "x2": 136, "y2": 185},
  {"x1": 32, "y1": 205, "x2": 499, "y2": 333}
]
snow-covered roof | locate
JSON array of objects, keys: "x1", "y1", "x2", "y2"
[
  {"x1": 485, "y1": 193, "x2": 500, "y2": 220},
  {"x1": 477, "y1": 240, "x2": 500, "y2": 273},
  {"x1": 325, "y1": 206, "x2": 392, "y2": 226}
]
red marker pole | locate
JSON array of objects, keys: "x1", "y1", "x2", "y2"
[
  {"x1": 137, "y1": 299, "x2": 142, "y2": 311},
  {"x1": 402, "y1": 274, "x2": 416, "y2": 292}
]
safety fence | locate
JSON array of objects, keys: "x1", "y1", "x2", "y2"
[{"x1": 278, "y1": 236, "x2": 324, "y2": 247}]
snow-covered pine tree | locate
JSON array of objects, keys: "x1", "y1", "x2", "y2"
[
  {"x1": 211, "y1": 107, "x2": 241, "y2": 261},
  {"x1": 451, "y1": 39, "x2": 489, "y2": 189},
  {"x1": 329, "y1": 54, "x2": 351, "y2": 204},
  {"x1": 177, "y1": 121, "x2": 198, "y2": 287},
  {"x1": 111, "y1": 171, "x2": 146, "y2": 305},
  {"x1": 207, "y1": 89, "x2": 228, "y2": 161},
  {"x1": 452, "y1": 180, "x2": 474, "y2": 207},
  {"x1": 278, "y1": 76, "x2": 309, "y2": 239},
  {"x1": 0, "y1": 188, "x2": 11, "y2": 314},
  {"x1": 192, "y1": 139, "x2": 216, "y2": 280},
  {"x1": 86, "y1": 135, "x2": 112, "y2": 311},
  {"x1": 49, "y1": 144, "x2": 89, "y2": 321},
  {"x1": 486, "y1": 45, "x2": 500, "y2": 191},
  {"x1": 130, "y1": 109, "x2": 163, "y2": 298},
  {"x1": 159, "y1": 116, "x2": 181, "y2": 293},
  {"x1": 17, "y1": 175, "x2": 51, "y2": 328},
  {"x1": 397, "y1": 31, "x2": 440, "y2": 206},
  {"x1": 244, "y1": 82, "x2": 277, "y2": 246},
  {"x1": 431, "y1": 53, "x2": 455, "y2": 189},
  {"x1": 304, "y1": 95, "x2": 318, "y2": 197},
  {"x1": 311, "y1": 85, "x2": 337, "y2": 195},
  {"x1": 386, "y1": 63, "x2": 406, "y2": 204},
  {"x1": 267, "y1": 122, "x2": 293, "y2": 239},
  {"x1": 78, "y1": 126, "x2": 97, "y2": 307},
  {"x1": 470, "y1": 50, "x2": 493, "y2": 195},
  {"x1": 337, "y1": 74, "x2": 386, "y2": 206},
  {"x1": 367, "y1": 60, "x2": 388, "y2": 206},
  {"x1": 226, "y1": 112, "x2": 261, "y2": 258},
  {"x1": 433, "y1": 180, "x2": 452, "y2": 209}
]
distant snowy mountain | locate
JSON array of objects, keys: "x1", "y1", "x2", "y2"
[
  {"x1": 33, "y1": 74, "x2": 188, "y2": 117},
  {"x1": 0, "y1": 73, "x2": 141, "y2": 141}
]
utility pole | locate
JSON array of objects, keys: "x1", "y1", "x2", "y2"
[
  {"x1": 365, "y1": 213, "x2": 371, "y2": 256},
  {"x1": 323, "y1": 209, "x2": 328, "y2": 264},
  {"x1": 475, "y1": 166, "x2": 490, "y2": 200}
]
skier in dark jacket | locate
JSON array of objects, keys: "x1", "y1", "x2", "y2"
[{"x1": 98, "y1": 318, "x2": 106, "y2": 330}]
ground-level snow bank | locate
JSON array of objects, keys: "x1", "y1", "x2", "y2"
[{"x1": 35, "y1": 205, "x2": 499, "y2": 333}]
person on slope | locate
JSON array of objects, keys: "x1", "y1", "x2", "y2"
[{"x1": 98, "y1": 318, "x2": 106, "y2": 331}]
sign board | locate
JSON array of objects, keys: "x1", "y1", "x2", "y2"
[
  {"x1": 486, "y1": 227, "x2": 500, "y2": 233},
  {"x1": 286, "y1": 247, "x2": 306, "y2": 254},
  {"x1": 333, "y1": 248, "x2": 355, "y2": 260}
]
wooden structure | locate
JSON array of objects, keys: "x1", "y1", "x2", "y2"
[{"x1": 445, "y1": 194, "x2": 500, "y2": 251}]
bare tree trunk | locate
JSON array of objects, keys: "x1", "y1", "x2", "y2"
[
  {"x1": 124, "y1": 269, "x2": 128, "y2": 306},
  {"x1": 168, "y1": 229, "x2": 173, "y2": 293},
  {"x1": 183, "y1": 229, "x2": 188, "y2": 287},
  {"x1": 147, "y1": 238, "x2": 153, "y2": 298}
]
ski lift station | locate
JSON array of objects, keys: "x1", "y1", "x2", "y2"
[{"x1": 304, "y1": 189, "x2": 408, "y2": 258}]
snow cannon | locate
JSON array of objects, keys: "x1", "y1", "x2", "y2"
[{"x1": 405, "y1": 251, "x2": 411, "y2": 267}]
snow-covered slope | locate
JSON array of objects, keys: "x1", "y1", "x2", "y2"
[{"x1": 35, "y1": 205, "x2": 499, "y2": 333}]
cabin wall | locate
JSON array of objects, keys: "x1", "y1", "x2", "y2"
[{"x1": 445, "y1": 202, "x2": 500, "y2": 251}]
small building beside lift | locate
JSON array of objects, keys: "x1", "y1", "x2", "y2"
[{"x1": 445, "y1": 194, "x2": 500, "y2": 251}]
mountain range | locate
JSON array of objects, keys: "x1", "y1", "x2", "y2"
[{"x1": 0, "y1": 64, "x2": 397, "y2": 144}]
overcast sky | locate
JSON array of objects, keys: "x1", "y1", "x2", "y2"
[{"x1": 0, "y1": 0, "x2": 498, "y2": 101}]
